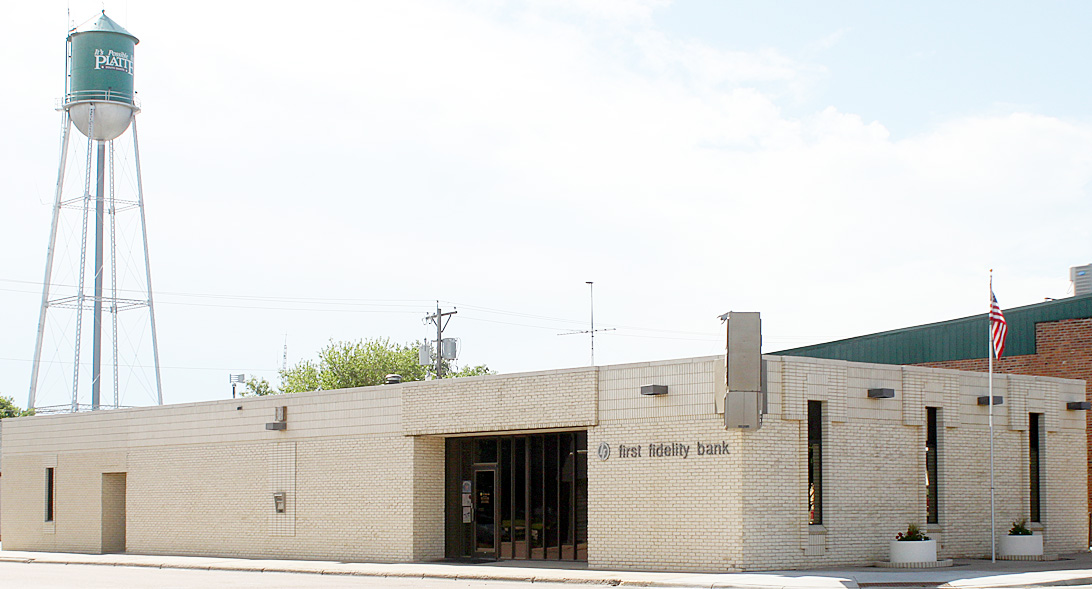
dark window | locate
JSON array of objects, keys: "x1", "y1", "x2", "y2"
[
  {"x1": 926, "y1": 407, "x2": 939, "y2": 524},
  {"x1": 529, "y1": 436, "x2": 544, "y2": 558},
  {"x1": 500, "y1": 438, "x2": 512, "y2": 558},
  {"x1": 808, "y1": 400, "x2": 823, "y2": 525},
  {"x1": 544, "y1": 435, "x2": 559, "y2": 558},
  {"x1": 477, "y1": 438, "x2": 498, "y2": 464},
  {"x1": 513, "y1": 437, "x2": 527, "y2": 558},
  {"x1": 574, "y1": 431, "x2": 588, "y2": 561},
  {"x1": 45, "y1": 467, "x2": 55, "y2": 522},
  {"x1": 1030, "y1": 413, "x2": 1042, "y2": 523}
]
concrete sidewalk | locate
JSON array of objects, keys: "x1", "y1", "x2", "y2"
[{"x1": 2, "y1": 548, "x2": 1092, "y2": 588}]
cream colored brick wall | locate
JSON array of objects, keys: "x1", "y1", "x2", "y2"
[
  {"x1": 1, "y1": 385, "x2": 401, "y2": 456},
  {"x1": 0, "y1": 384, "x2": 429, "y2": 562},
  {"x1": 412, "y1": 435, "x2": 446, "y2": 560},
  {"x1": 1, "y1": 355, "x2": 1085, "y2": 572},
  {"x1": 0, "y1": 450, "x2": 125, "y2": 553},
  {"x1": 402, "y1": 368, "x2": 597, "y2": 436},
  {"x1": 599, "y1": 357, "x2": 720, "y2": 424},
  {"x1": 588, "y1": 419, "x2": 745, "y2": 571},
  {"x1": 587, "y1": 355, "x2": 1086, "y2": 571}
]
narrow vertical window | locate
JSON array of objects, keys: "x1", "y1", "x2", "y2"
[
  {"x1": 45, "y1": 467, "x2": 55, "y2": 522},
  {"x1": 808, "y1": 400, "x2": 823, "y2": 525},
  {"x1": 1030, "y1": 412, "x2": 1042, "y2": 523},
  {"x1": 926, "y1": 407, "x2": 939, "y2": 524}
]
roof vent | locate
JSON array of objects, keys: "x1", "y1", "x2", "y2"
[{"x1": 1072, "y1": 263, "x2": 1092, "y2": 296}]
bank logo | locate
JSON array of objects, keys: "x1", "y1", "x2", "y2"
[{"x1": 597, "y1": 441, "x2": 610, "y2": 461}]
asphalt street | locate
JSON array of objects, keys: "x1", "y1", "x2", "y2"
[{"x1": 0, "y1": 561, "x2": 576, "y2": 589}]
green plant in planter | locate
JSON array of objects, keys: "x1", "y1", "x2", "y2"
[
  {"x1": 1009, "y1": 519, "x2": 1033, "y2": 536},
  {"x1": 895, "y1": 523, "x2": 930, "y2": 541}
]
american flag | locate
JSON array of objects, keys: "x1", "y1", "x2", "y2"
[{"x1": 990, "y1": 290, "x2": 1007, "y2": 358}]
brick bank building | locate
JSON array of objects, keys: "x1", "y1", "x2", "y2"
[
  {"x1": 1, "y1": 315, "x2": 1088, "y2": 571},
  {"x1": 775, "y1": 290, "x2": 1092, "y2": 540}
]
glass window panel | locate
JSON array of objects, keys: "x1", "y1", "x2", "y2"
[
  {"x1": 559, "y1": 433, "x2": 575, "y2": 559},
  {"x1": 461, "y1": 440, "x2": 474, "y2": 556},
  {"x1": 1030, "y1": 413, "x2": 1042, "y2": 522},
  {"x1": 514, "y1": 437, "x2": 528, "y2": 558},
  {"x1": 926, "y1": 407, "x2": 939, "y2": 524},
  {"x1": 500, "y1": 438, "x2": 512, "y2": 558},
  {"x1": 478, "y1": 439, "x2": 498, "y2": 464},
  {"x1": 544, "y1": 435, "x2": 559, "y2": 559},
  {"x1": 45, "y1": 468, "x2": 55, "y2": 522},
  {"x1": 808, "y1": 401, "x2": 823, "y2": 525},
  {"x1": 475, "y1": 469, "x2": 496, "y2": 553},
  {"x1": 530, "y1": 436, "x2": 544, "y2": 558},
  {"x1": 575, "y1": 431, "x2": 587, "y2": 561}
]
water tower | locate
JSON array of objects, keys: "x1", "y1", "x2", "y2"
[{"x1": 28, "y1": 12, "x2": 163, "y2": 412}]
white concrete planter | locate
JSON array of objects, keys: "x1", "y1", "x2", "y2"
[
  {"x1": 1000, "y1": 534, "x2": 1043, "y2": 557},
  {"x1": 889, "y1": 539, "x2": 937, "y2": 563}
]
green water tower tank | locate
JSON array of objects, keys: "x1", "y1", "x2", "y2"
[{"x1": 66, "y1": 12, "x2": 139, "y2": 141}]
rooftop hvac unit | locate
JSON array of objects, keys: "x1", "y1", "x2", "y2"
[{"x1": 1072, "y1": 264, "x2": 1092, "y2": 296}]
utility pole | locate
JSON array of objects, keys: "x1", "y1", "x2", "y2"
[
  {"x1": 559, "y1": 281, "x2": 614, "y2": 365},
  {"x1": 425, "y1": 301, "x2": 457, "y2": 378}
]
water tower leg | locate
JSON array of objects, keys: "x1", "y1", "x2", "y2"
[
  {"x1": 91, "y1": 141, "x2": 105, "y2": 411},
  {"x1": 131, "y1": 118, "x2": 164, "y2": 405},
  {"x1": 28, "y1": 117, "x2": 72, "y2": 410}
]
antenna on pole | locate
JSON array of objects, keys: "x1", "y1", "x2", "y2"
[
  {"x1": 559, "y1": 281, "x2": 615, "y2": 365},
  {"x1": 282, "y1": 333, "x2": 288, "y2": 372}
]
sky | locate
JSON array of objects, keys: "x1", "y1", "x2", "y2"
[{"x1": 2, "y1": 1, "x2": 1091, "y2": 410}]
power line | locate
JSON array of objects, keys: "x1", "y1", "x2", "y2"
[{"x1": 1, "y1": 277, "x2": 728, "y2": 340}]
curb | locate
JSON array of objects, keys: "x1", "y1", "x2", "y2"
[
  {"x1": 7, "y1": 557, "x2": 640, "y2": 586},
  {"x1": 7, "y1": 554, "x2": 1092, "y2": 589},
  {"x1": 956, "y1": 578, "x2": 1092, "y2": 588}
]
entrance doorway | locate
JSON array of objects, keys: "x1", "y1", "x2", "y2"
[
  {"x1": 473, "y1": 467, "x2": 497, "y2": 557},
  {"x1": 445, "y1": 431, "x2": 587, "y2": 561},
  {"x1": 101, "y1": 472, "x2": 126, "y2": 553}
]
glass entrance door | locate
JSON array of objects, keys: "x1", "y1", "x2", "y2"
[{"x1": 474, "y1": 468, "x2": 498, "y2": 557}]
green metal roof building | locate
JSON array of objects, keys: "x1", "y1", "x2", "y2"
[{"x1": 771, "y1": 293, "x2": 1092, "y2": 364}]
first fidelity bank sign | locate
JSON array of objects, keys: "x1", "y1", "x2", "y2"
[{"x1": 597, "y1": 440, "x2": 730, "y2": 461}]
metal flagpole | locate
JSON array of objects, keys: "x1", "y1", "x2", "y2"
[{"x1": 989, "y1": 271, "x2": 996, "y2": 563}]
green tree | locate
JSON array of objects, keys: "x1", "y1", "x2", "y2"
[
  {"x1": 449, "y1": 364, "x2": 494, "y2": 378},
  {"x1": 242, "y1": 376, "x2": 276, "y2": 397},
  {"x1": 274, "y1": 338, "x2": 494, "y2": 394},
  {"x1": 279, "y1": 338, "x2": 429, "y2": 393},
  {"x1": 0, "y1": 395, "x2": 35, "y2": 418}
]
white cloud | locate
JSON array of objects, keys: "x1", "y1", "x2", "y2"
[{"x1": 812, "y1": 27, "x2": 852, "y2": 52}]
